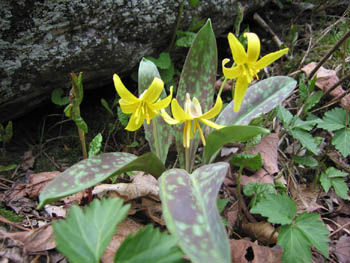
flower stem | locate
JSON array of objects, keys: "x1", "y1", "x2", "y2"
[
  {"x1": 152, "y1": 119, "x2": 161, "y2": 159},
  {"x1": 185, "y1": 146, "x2": 190, "y2": 173},
  {"x1": 218, "y1": 76, "x2": 228, "y2": 98}
]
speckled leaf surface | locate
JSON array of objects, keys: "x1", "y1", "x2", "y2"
[
  {"x1": 202, "y1": 125, "x2": 270, "y2": 164},
  {"x1": 38, "y1": 152, "x2": 165, "y2": 209},
  {"x1": 159, "y1": 162, "x2": 231, "y2": 263},
  {"x1": 216, "y1": 76, "x2": 297, "y2": 125},
  {"x1": 174, "y1": 19, "x2": 217, "y2": 170},
  {"x1": 138, "y1": 58, "x2": 173, "y2": 164}
]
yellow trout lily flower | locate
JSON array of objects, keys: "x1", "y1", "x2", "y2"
[
  {"x1": 113, "y1": 74, "x2": 173, "y2": 131},
  {"x1": 222, "y1": 32, "x2": 289, "y2": 112},
  {"x1": 161, "y1": 93, "x2": 224, "y2": 148}
]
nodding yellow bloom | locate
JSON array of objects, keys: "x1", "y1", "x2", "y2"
[
  {"x1": 161, "y1": 93, "x2": 224, "y2": 148},
  {"x1": 222, "y1": 32, "x2": 289, "y2": 112},
  {"x1": 113, "y1": 74, "x2": 173, "y2": 131}
]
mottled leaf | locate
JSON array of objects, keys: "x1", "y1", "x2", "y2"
[
  {"x1": 216, "y1": 76, "x2": 297, "y2": 125},
  {"x1": 38, "y1": 152, "x2": 165, "y2": 209},
  {"x1": 174, "y1": 19, "x2": 217, "y2": 171},
  {"x1": 202, "y1": 125, "x2": 270, "y2": 164},
  {"x1": 88, "y1": 133, "x2": 102, "y2": 157},
  {"x1": 138, "y1": 58, "x2": 173, "y2": 164},
  {"x1": 159, "y1": 162, "x2": 231, "y2": 263},
  {"x1": 114, "y1": 225, "x2": 183, "y2": 263},
  {"x1": 53, "y1": 198, "x2": 129, "y2": 263}
]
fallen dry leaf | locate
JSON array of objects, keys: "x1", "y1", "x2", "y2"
[
  {"x1": 101, "y1": 218, "x2": 143, "y2": 263},
  {"x1": 141, "y1": 198, "x2": 164, "y2": 225},
  {"x1": 21, "y1": 150, "x2": 35, "y2": 171},
  {"x1": 1, "y1": 224, "x2": 56, "y2": 252},
  {"x1": 27, "y1": 171, "x2": 60, "y2": 198},
  {"x1": 290, "y1": 184, "x2": 324, "y2": 213},
  {"x1": 230, "y1": 239, "x2": 282, "y2": 263},
  {"x1": 302, "y1": 62, "x2": 350, "y2": 109},
  {"x1": 242, "y1": 222, "x2": 278, "y2": 245},
  {"x1": 44, "y1": 204, "x2": 67, "y2": 218},
  {"x1": 93, "y1": 172, "x2": 159, "y2": 201},
  {"x1": 334, "y1": 235, "x2": 350, "y2": 263}
]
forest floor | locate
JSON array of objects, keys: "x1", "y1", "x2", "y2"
[{"x1": 1, "y1": 1, "x2": 350, "y2": 262}]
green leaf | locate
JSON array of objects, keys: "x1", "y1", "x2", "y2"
[
  {"x1": 138, "y1": 58, "x2": 173, "y2": 164},
  {"x1": 294, "y1": 212, "x2": 330, "y2": 258},
  {"x1": 217, "y1": 198, "x2": 230, "y2": 213},
  {"x1": 101, "y1": 98, "x2": 114, "y2": 116},
  {"x1": 202, "y1": 125, "x2": 270, "y2": 164},
  {"x1": 250, "y1": 193, "x2": 297, "y2": 225},
  {"x1": 159, "y1": 162, "x2": 231, "y2": 263},
  {"x1": 290, "y1": 128, "x2": 319, "y2": 154},
  {"x1": 0, "y1": 163, "x2": 17, "y2": 172},
  {"x1": 230, "y1": 153, "x2": 262, "y2": 170},
  {"x1": 278, "y1": 225, "x2": 312, "y2": 263},
  {"x1": 216, "y1": 76, "x2": 297, "y2": 125},
  {"x1": 174, "y1": 18, "x2": 217, "y2": 171},
  {"x1": 4, "y1": 121, "x2": 13, "y2": 142},
  {"x1": 38, "y1": 152, "x2": 165, "y2": 209},
  {"x1": 117, "y1": 107, "x2": 129, "y2": 127},
  {"x1": 293, "y1": 116, "x2": 320, "y2": 131},
  {"x1": 276, "y1": 105, "x2": 293, "y2": 127},
  {"x1": 188, "y1": 0, "x2": 199, "y2": 8},
  {"x1": 51, "y1": 88, "x2": 69, "y2": 106},
  {"x1": 303, "y1": 90, "x2": 322, "y2": 113},
  {"x1": 320, "y1": 167, "x2": 349, "y2": 199},
  {"x1": 53, "y1": 198, "x2": 129, "y2": 263},
  {"x1": 243, "y1": 182, "x2": 276, "y2": 208},
  {"x1": 71, "y1": 72, "x2": 84, "y2": 106},
  {"x1": 176, "y1": 31, "x2": 196, "y2": 47},
  {"x1": 332, "y1": 128, "x2": 350, "y2": 157},
  {"x1": 298, "y1": 77, "x2": 308, "y2": 102},
  {"x1": 146, "y1": 52, "x2": 172, "y2": 69},
  {"x1": 114, "y1": 225, "x2": 183, "y2": 263},
  {"x1": 159, "y1": 62, "x2": 175, "y2": 84},
  {"x1": 88, "y1": 133, "x2": 102, "y2": 157},
  {"x1": 293, "y1": 155, "x2": 318, "y2": 168},
  {"x1": 318, "y1": 107, "x2": 347, "y2": 131}
]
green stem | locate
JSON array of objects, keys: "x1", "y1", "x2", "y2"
[
  {"x1": 185, "y1": 146, "x2": 190, "y2": 173},
  {"x1": 168, "y1": 0, "x2": 184, "y2": 51},
  {"x1": 77, "y1": 127, "x2": 88, "y2": 160},
  {"x1": 237, "y1": 165, "x2": 244, "y2": 215},
  {"x1": 152, "y1": 119, "x2": 161, "y2": 159},
  {"x1": 218, "y1": 76, "x2": 228, "y2": 98}
]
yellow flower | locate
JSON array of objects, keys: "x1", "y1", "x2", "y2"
[
  {"x1": 161, "y1": 93, "x2": 224, "y2": 148},
  {"x1": 113, "y1": 74, "x2": 173, "y2": 131},
  {"x1": 222, "y1": 32, "x2": 289, "y2": 112}
]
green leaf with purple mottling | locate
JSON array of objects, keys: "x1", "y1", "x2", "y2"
[
  {"x1": 138, "y1": 58, "x2": 173, "y2": 164},
  {"x1": 202, "y1": 125, "x2": 269, "y2": 164},
  {"x1": 38, "y1": 152, "x2": 165, "y2": 209},
  {"x1": 159, "y1": 162, "x2": 231, "y2": 263},
  {"x1": 174, "y1": 18, "x2": 217, "y2": 171},
  {"x1": 216, "y1": 76, "x2": 296, "y2": 126}
]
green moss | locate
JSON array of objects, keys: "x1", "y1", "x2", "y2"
[{"x1": 0, "y1": 202, "x2": 23, "y2": 226}]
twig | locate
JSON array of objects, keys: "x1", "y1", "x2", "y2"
[
  {"x1": 322, "y1": 73, "x2": 350, "y2": 98},
  {"x1": 298, "y1": 24, "x2": 313, "y2": 69},
  {"x1": 308, "y1": 30, "x2": 350, "y2": 80},
  {"x1": 253, "y1": 13, "x2": 284, "y2": 49},
  {"x1": 0, "y1": 216, "x2": 30, "y2": 231}
]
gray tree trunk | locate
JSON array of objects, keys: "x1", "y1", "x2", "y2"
[{"x1": 0, "y1": 0, "x2": 268, "y2": 121}]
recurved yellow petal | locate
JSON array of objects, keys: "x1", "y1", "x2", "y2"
[
  {"x1": 199, "y1": 118, "x2": 225, "y2": 130},
  {"x1": 255, "y1": 48, "x2": 289, "y2": 70},
  {"x1": 151, "y1": 86, "x2": 173, "y2": 111},
  {"x1": 194, "y1": 121, "x2": 206, "y2": 146},
  {"x1": 113, "y1": 74, "x2": 138, "y2": 103},
  {"x1": 228, "y1": 33, "x2": 247, "y2": 65},
  {"x1": 119, "y1": 100, "x2": 139, "y2": 114},
  {"x1": 233, "y1": 77, "x2": 249, "y2": 112},
  {"x1": 245, "y1": 33, "x2": 260, "y2": 63},
  {"x1": 201, "y1": 96, "x2": 223, "y2": 119},
  {"x1": 171, "y1": 99, "x2": 192, "y2": 121},
  {"x1": 160, "y1": 109, "x2": 181, "y2": 125},
  {"x1": 142, "y1": 77, "x2": 164, "y2": 103},
  {"x1": 222, "y1": 59, "x2": 241, "y2": 79},
  {"x1": 125, "y1": 112, "x2": 144, "y2": 131}
]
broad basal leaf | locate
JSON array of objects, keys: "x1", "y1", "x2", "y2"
[
  {"x1": 138, "y1": 58, "x2": 173, "y2": 164},
  {"x1": 38, "y1": 152, "x2": 165, "y2": 209},
  {"x1": 202, "y1": 125, "x2": 269, "y2": 164},
  {"x1": 159, "y1": 162, "x2": 231, "y2": 263},
  {"x1": 114, "y1": 225, "x2": 183, "y2": 263},
  {"x1": 53, "y1": 198, "x2": 129, "y2": 263},
  {"x1": 174, "y1": 18, "x2": 217, "y2": 170},
  {"x1": 216, "y1": 76, "x2": 297, "y2": 126},
  {"x1": 250, "y1": 193, "x2": 296, "y2": 225}
]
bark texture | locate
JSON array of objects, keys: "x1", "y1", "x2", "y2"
[{"x1": 0, "y1": 0, "x2": 268, "y2": 121}]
